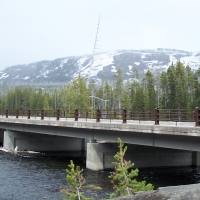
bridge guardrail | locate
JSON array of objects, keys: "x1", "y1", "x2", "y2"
[{"x1": 0, "y1": 108, "x2": 200, "y2": 126}]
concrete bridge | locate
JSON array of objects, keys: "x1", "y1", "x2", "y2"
[{"x1": 1, "y1": 108, "x2": 200, "y2": 170}]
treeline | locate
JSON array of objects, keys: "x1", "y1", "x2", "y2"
[{"x1": 0, "y1": 61, "x2": 200, "y2": 111}]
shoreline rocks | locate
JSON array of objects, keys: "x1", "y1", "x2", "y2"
[{"x1": 113, "y1": 183, "x2": 200, "y2": 200}]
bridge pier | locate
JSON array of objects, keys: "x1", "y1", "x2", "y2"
[
  {"x1": 3, "y1": 130, "x2": 85, "y2": 152},
  {"x1": 86, "y1": 142, "x2": 200, "y2": 171}
]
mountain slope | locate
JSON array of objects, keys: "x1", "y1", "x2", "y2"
[{"x1": 1, "y1": 48, "x2": 200, "y2": 84}]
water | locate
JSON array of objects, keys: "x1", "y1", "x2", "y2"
[{"x1": 1, "y1": 151, "x2": 200, "y2": 200}]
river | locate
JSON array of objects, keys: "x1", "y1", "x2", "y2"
[{"x1": 1, "y1": 151, "x2": 200, "y2": 200}]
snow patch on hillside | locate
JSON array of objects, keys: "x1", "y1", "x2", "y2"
[
  {"x1": 0, "y1": 73, "x2": 9, "y2": 79},
  {"x1": 73, "y1": 52, "x2": 116, "y2": 79},
  {"x1": 22, "y1": 76, "x2": 30, "y2": 80},
  {"x1": 128, "y1": 65, "x2": 133, "y2": 71},
  {"x1": 59, "y1": 58, "x2": 68, "y2": 68},
  {"x1": 111, "y1": 65, "x2": 117, "y2": 73}
]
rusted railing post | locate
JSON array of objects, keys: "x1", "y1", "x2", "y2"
[
  {"x1": 155, "y1": 108, "x2": 159, "y2": 125},
  {"x1": 122, "y1": 108, "x2": 127, "y2": 123},
  {"x1": 41, "y1": 109, "x2": 44, "y2": 120},
  {"x1": 193, "y1": 111, "x2": 195, "y2": 122},
  {"x1": 96, "y1": 109, "x2": 101, "y2": 122},
  {"x1": 16, "y1": 109, "x2": 19, "y2": 118},
  {"x1": 86, "y1": 111, "x2": 88, "y2": 121},
  {"x1": 74, "y1": 109, "x2": 78, "y2": 121},
  {"x1": 168, "y1": 111, "x2": 171, "y2": 121},
  {"x1": 114, "y1": 111, "x2": 116, "y2": 119},
  {"x1": 28, "y1": 109, "x2": 30, "y2": 119},
  {"x1": 129, "y1": 111, "x2": 132, "y2": 120},
  {"x1": 5, "y1": 109, "x2": 8, "y2": 118},
  {"x1": 56, "y1": 109, "x2": 60, "y2": 120},
  {"x1": 195, "y1": 107, "x2": 200, "y2": 126},
  {"x1": 148, "y1": 110, "x2": 150, "y2": 120}
]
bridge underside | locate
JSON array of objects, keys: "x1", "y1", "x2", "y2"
[
  {"x1": 2, "y1": 129, "x2": 200, "y2": 171},
  {"x1": 1, "y1": 121, "x2": 200, "y2": 152},
  {"x1": 3, "y1": 130, "x2": 85, "y2": 152},
  {"x1": 86, "y1": 142, "x2": 200, "y2": 170}
]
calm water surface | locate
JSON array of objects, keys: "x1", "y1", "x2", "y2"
[{"x1": 1, "y1": 151, "x2": 200, "y2": 200}]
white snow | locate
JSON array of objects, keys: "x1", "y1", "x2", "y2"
[
  {"x1": 134, "y1": 62, "x2": 140, "y2": 65},
  {"x1": 0, "y1": 73, "x2": 9, "y2": 79},
  {"x1": 180, "y1": 54, "x2": 200, "y2": 70},
  {"x1": 111, "y1": 65, "x2": 117, "y2": 73},
  {"x1": 13, "y1": 75, "x2": 19, "y2": 79},
  {"x1": 15, "y1": 69, "x2": 21, "y2": 71},
  {"x1": 59, "y1": 58, "x2": 68, "y2": 68},
  {"x1": 22, "y1": 76, "x2": 30, "y2": 80},
  {"x1": 73, "y1": 52, "x2": 117, "y2": 79},
  {"x1": 128, "y1": 65, "x2": 133, "y2": 71},
  {"x1": 169, "y1": 55, "x2": 178, "y2": 65}
]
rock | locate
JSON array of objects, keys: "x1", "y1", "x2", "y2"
[{"x1": 112, "y1": 183, "x2": 200, "y2": 200}]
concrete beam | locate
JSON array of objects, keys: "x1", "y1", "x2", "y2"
[
  {"x1": 86, "y1": 142, "x2": 196, "y2": 171},
  {"x1": 3, "y1": 130, "x2": 85, "y2": 151}
]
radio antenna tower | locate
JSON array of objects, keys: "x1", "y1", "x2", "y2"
[{"x1": 87, "y1": 15, "x2": 101, "y2": 87}]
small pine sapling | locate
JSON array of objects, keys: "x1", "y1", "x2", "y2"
[
  {"x1": 61, "y1": 160, "x2": 93, "y2": 200},
  {"x1": 109, "y1": 138, "x2": 154, "y2": 198}
]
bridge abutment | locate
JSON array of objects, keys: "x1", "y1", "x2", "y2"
[
  {"x1": 3, "y1": 130, "x2": 85, "y2": 152},
  {"x1": 86, "y1": 142, "x2": 200, "y2": 171}
]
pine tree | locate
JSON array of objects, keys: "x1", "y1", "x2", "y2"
[
  {"x1": 109, "y1": 138, "x2": 154, "y2": 198},
  {"x1": 113, "y1": 69, "x2": 123, "y2": 110},
  {"x1": 142, "y1": 70, "x2": 156, "y2": 111},
  {"x1": 167, "y1": 63, "x2": 177, "y2": 108},
  {"x1": 61, "y1": 160, "x2": 93, "y2": 200}
]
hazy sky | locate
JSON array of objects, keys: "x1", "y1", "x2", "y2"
[{"x1": 0, "y1": 0, "x2": 200, "y2": 70}]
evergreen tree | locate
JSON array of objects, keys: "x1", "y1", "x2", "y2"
[
  {"x1": 175, "y1": 61, "x2": 187, "y2": 108},
  {"x1": 142, "y1": 70, "x2": 156, "y2": 111},
  {"x1": 72, "y1": 74, "x2": 90, "y2": 110},
  {"x1": 113, "y1": 69, "x2": 123, "y2": 110},
  {"x1": 167, "y1": 63, "x2": 177, "y2": 108},
  {"x1": 109, "y1": 138, "x2": 154, "y2": 198}
]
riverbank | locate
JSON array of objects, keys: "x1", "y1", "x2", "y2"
[{"x1": 114, "y1": 183, "x2": 200, "y2": 200}]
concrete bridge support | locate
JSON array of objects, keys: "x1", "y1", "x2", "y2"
[
  {"x1": 86, "y1": 142, "x2": 200, "y2": 171},
  {"x1": 3, "y1": 130, "x2": 85, "y2": 152}
]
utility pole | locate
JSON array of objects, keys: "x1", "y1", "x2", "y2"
[{"x1": 87, "y1": 15, "x2": 101, "y2": 87}]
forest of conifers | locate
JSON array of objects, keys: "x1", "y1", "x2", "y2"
[{"x1": 0, "y1": 61, "x2": 200, "y2": 112}]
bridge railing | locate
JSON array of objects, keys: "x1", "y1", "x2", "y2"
[{"x1": 1, "y1": 107, "x2": 200, "y2": 126}]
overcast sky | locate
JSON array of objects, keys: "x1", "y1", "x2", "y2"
[{"x1": 0, "y1": 0, "x2": 200, "y2": 70}]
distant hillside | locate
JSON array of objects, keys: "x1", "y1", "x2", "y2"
[{"x1": 1, "y1": 48, "x2": 200, "y2": 84}]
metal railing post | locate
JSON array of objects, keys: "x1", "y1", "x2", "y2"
[
  {"x1": 5, "y1": 109, "x2": 8, "y2": 118},
  {"x1": 16, "y1": 109, "x2": 19, "y2": 118},
  {"x1": 74, "y1": 109, "x2": 78, "y2": 121},
  {"x1": 195, "y1": 107, "x2": 200, "y2": 126},
  {"x1": 96, "y1": 109, "x2": 101, "y2": 122},
  {"x1": 122, "y1": 108, "x2": 127, "y2": 123},
  {"x1": 56, "y1": 109, "x2": 60, "y2": 120},
  {"x1": 155, "y1": 108, "x2": 159, "y2": 125},
  {"x1": 28, "y1": 109, "x2": 30, "y2": 119},
  {"x1": 130, "y1": 111, "x2": 132, "y2": 120},
  {"x1": 41, "y1": 109, "x2": 44, "y2": 120}
]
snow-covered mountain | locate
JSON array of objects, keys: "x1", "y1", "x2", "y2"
[{"x1": 1, "y1": 48, "x2": 200, "y2": 84}]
